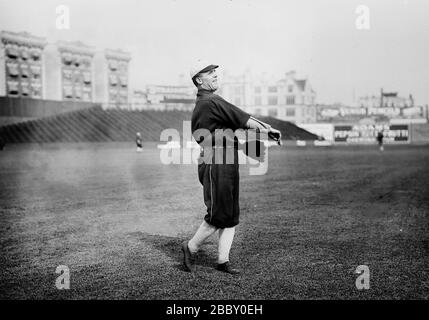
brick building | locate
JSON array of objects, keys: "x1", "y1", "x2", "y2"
[
  {"x1": 43, "y1": 41, "x2": 95, "y2": 102},
  {"x1": 0, "y1": 31, "x2": 46, "y2": 99},
  {"x1": 94, "y1": 49, "x2": 131, "y2": 108}
]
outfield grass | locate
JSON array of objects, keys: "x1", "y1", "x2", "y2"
[{"x1": 0, "y1": 142, "x2": 428, "y2": 299}]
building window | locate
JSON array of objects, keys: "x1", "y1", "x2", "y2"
[
  {"x1": 64, "y1": 86, "x2": 73, "y2": 98},
  {"x1": 254, "y1": 86, "x2": 261, "y2": 94},
  {"x1": 21, "y1": 48, "x2": 29, "y2": 60},
  {"x1": 21, "y1": 65, "x2": 29, "y2": 78},
  {"x1": 255, "y1": 97, "x2": 262, "y2": 105},
  {"x1": 6, "y1": 63, "x2": 19, "y2": 77},
  {"x1": 83, "y1": 72, "x2": 91, "y2": 84},
  {"x1": 30, "y1": 48, "x2": 41, "y2": 61},
  {"x1": 268, "y1": 96, "x2": 278, "y2": 105},
  {"x1": 119, "y1": 76, "x2": 128, "y2": 87},
  {"x1": 6, "y1": 45, "x2": 19, "y2": 58},
  {"x1": 288, "y1": 85, "x2": 293, "y2": 93},
  {"x1": 31, "y1": 65, "x2": 41, "y2": 76},
  {"x1": 286, "y1": 95, "x2": 295, "y2": 105},
  {"x1": 62, "y1": 53, "x2": 73, "y2": 65},
  {"x1": 268, "y1": 108, "x2": 278, "y2": 117},
  {"x1": 268, "y1": 86, "x2": 277, "y2": 93},
  {"x1": 32, "y1": 87, "x2": 41, "y2": 98},
  {"x1": 254, "y1": 108, "x2": 262, "y2": 116},
  {"x1": 73, "y1": 71, "x2": 82, "y2": 83},
  {"x1": 119, "y1": 62, "x2": 128, "y2": 72},
  {"x1": 109, "y1": 75, "x2": 118, "y2": 86},
  {"x1": 63, "y1": 70, "x2": 72, "y2": 82},
  {"x1": 74, "y1": 56, "x2": 81, "y2": 67},
  {"x1": 21, "y1": 82, "x2": 30, "y2": 96},
  {"x1": 74, "y1": 86, "x2": 82, "y2": 99},
  {"x1": 286, "y1": 107, "x2": 295, "y2": 117},
  {"x1": 109, "y1": 60, "x2": 118, "y2": 71},
  {"x1": 7, "y1": 81, "x2": 19, "y2": 95}
]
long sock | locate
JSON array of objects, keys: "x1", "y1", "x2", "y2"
[
  {"x1": 218, "y1": 227, "x2": 235, "y2": 264},
  {"x1": 188, "y1": 221, "x2": 218, "y2": 254}
]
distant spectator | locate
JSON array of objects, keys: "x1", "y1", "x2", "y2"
[
  {"x1": 376, "y1": 131, "x2": 384, "y2": 151},
  {"x1": 136, "y1": 132, "x2": 143, "y2": 152}
]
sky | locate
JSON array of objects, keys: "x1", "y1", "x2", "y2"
[{"x1": 1, "y1": 0, "x2": 428, "y2": 105}]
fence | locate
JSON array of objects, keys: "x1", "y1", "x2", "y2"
[{"x1": 0, "y1": 96, "x2": 100, "y2": 118}]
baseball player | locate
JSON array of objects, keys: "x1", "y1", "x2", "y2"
[
  {"x1": 136, "y1": 132, "x2": 143, "y2": 152},
  {"x1": 376, "y1": 131, "x2": 384, "y2": 151},
  {"x1": 181, "y1": 60, "x2": 282, "y2": 274}
]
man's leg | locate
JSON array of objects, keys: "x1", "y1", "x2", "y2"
[
  {"x1": 182, "y1": 220, "x2": 218, "y2": 272},
  {"x1": 188, "y1": 220, "x2": 218, "y2": 254},
  {"x1": 218, "y1": 227, "x2": 235, "y2": 264},
  {"x1": 217, "y1": 227, "x2": 240, "y2": 274}
]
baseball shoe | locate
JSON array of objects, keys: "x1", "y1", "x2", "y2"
[
  {"x1": 181, "y1": 241, "x2": 194, "y2": 272},
  {"x1": 216, "y1": 262, "x2": 241, "y2": 275}
]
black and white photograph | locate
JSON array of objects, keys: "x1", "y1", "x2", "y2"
[{"x1": 0, "y1": 0, "x2": 428, "y2": 313}]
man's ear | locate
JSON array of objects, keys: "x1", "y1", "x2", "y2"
[{"x1": 195, "y1": 76, "x2": 203, "y2": 85}]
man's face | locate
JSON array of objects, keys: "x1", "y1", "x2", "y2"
[{"x1": 196, "y1": 68, "x2": 218, "y2": 91}]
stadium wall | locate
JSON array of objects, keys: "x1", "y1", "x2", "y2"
[
  {"x1": 298, "y1": 121, "x2": 429, "y2": 144},
  {"x1": 0, "y1": 96, "x2": 100, "y2": 118},
  {"x1": 410, "y1": 123, "x2": 429, "y2": 143}
]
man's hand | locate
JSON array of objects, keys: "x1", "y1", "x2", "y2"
[
  {"x1": 245, "y1": 117, "x2": 282, "y2": 146},
  {"x1": 268, "y1": 128, "x2": 282, "y2": 145}
]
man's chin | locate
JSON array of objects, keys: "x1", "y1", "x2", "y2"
[{"x1": 202, "y1": 84, "x2": 218, "y2": 92}]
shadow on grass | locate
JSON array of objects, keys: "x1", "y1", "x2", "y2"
[{"x1": 127, "y1": 231, "x2": 218, "y2": 273}]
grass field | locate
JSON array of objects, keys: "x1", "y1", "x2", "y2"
[{"x1": 0, "y1": 142, "x2": 428, "y2": 299}]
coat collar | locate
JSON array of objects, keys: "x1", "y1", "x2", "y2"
[{"x1": 197, "y1": 88, "x2": 216, "y2": 98}]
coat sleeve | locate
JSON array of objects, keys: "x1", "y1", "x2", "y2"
[{"x1": 211, "y1": 96, "x2": 251, "y2": 131}]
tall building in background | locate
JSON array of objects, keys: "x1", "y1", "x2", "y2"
[
  {"x1": 0, "y1": 31, "x2": 47, "y2": 98},
  {"x1": 220, "y1": 70, "x2": 317, "y2": 124},
  {"x1": 94, "y1": 49, "x2": 131, "y2": 108},
  {"x1": 43, "y1": 41, "x2": 95, "y2": 102}
]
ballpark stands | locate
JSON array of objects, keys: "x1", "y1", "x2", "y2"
[{"x1": 0, "y1": 106, "x2": 318, "y2": 143}]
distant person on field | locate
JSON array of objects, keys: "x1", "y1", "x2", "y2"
[
  {"x1": 136, "y1": 132, "x2": 143, "y2": 152},
  {"x1": 377, "y1": 131, "x2": 384, "y2": 151}
]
